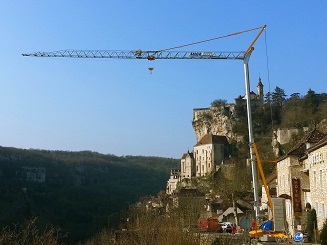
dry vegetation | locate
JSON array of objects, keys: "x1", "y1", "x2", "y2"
[
  {"x1": 83, "y1": 206, "x2": 207, "y2": 245},
  {"x1": 0, "y1": 218, "x2": 64, "y2": 245}
]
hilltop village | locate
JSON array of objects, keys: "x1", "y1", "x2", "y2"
[{"x1": 164, "y1": 78, "x2": 327, "y2": 237}]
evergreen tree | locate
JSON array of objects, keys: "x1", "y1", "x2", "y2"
[
  {"x1": 264, "y1": 91, "x2": 272, "y2": 104},
  {"x1": 304, "y1": 89, "x2": 320, "y2": 113},
  {"x1": 307, "y1": 209, "x2": 318, "y2": 242},
  {"x1": 271, "y1": 86, "x2": 287, "y2": 107},
  {"x1": 211, "y1": 99, "x2": 227, "y2": 108},
  {"x1": 289, "y1": 93, "x2": 301, "y2": 100},
  {"x1": 320, "y1": 219, "x2": 327, "y2": 245}
]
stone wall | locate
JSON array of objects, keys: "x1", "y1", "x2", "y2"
[
  {"x1": 274, "y1": 128, "x2": 302, "y2": 145},
  {"x1": 306, "y1": 144, "x2": 327, "y2": 230},
  {"x1": 220, "y1": 164, "x2": 236, "y2": 181}
]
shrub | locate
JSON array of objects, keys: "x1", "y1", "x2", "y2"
[
  {"x1": 306, "y1": 209, "x2": 318, "y2": 242},
  {"x1": 320, "y1": 219, "x2": 327, "y2": 245},
  {"x1": 0, "y1": 218, "x2": 64, "y2": 245}
]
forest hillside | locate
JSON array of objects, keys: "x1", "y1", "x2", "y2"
[{"x1": 0, "y1": 147, "x2": 178, "y2": 244}]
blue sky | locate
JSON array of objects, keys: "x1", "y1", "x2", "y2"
[{"x1": 0, "y1": 1, "x2": 326, "y2": 158}]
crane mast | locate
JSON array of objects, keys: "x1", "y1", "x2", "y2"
[{"x1": 22, "y1": 25, "x2": 267, "y2": 221}]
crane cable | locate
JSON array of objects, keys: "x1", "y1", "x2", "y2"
[
  {"x1": 155, "y1": 26, "x2": 265, "y2": 53},
  {"x1": 146, "y1": 25, "x2": 265, "y2": 71},
  {"x1": 264, "y1": 28, "x2": 274, "y2": 135},
  {"x1": 264, "y1": 27, "x2": 279, "y2": 177}
]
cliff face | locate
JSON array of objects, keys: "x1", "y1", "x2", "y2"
[
  {"x1": 192, "y1": 79, "x2": 265, "y2": 143},
  {"x1": 192, "y1": 105, "x2": 236, "y2": 142}
]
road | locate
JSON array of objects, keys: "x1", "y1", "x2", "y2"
[{"x1": 257, "y1": 242, "x2": 320, "y2": 245}]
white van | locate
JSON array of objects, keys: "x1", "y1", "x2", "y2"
[{"x1": 219, "y1": 222, "x2": 232, "y2": 231}]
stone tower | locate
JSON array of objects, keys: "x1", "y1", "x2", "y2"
[{"x1": 257, "y1": 77, "x2": 264, "y2": 105}]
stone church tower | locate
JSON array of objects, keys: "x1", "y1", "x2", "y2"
[{"x1": 257, "y1": 77, "x2": 264, "y2": 105}]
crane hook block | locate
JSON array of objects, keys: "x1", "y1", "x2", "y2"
[{"x1": 147, "y1": 55, "x2": 155, "y2": 61}]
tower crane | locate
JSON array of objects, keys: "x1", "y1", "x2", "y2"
[{"x1": 23, "y1": 25, "x2": 266, "y2": 221}]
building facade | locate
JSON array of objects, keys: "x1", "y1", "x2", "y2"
[
  {"x1": 234, "y1": 78, "x2": 264, "y2": 107},
  {"x1": 193, "y1": 133, "x2": 229, "y2": 177},
  {"x1": 166, "y1": 169, "x2": 181, "y2": 195},
  {"x1": 260, "y1": 172, "x2": 277, "y2": 212},
  {"x1": 276, "y1": 129, "x2": 326, "y2": 235},
  {"x1": 305, "y1": 134, "x2": 327, "y2": 229},
  {"x1": 180, "y1": 151, "x2": 195, "y2": 179}
]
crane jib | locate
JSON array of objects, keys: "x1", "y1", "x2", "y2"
[{"x1": 22, "y1": 50, "x2": 245, "y2": 60}]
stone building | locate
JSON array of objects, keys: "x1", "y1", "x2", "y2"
[
  {"x1": 276, "y1": 128, "x2": 326, "y2": 235},
  {"x1": 303, "y1": 134, "x2": 327, "y2": 230},
  {"x1": 179, "y1": 134, "x2": 229, "y2": 181},
  {"x1": 180, "y1": 151, "x2": 195, "y2": 179},
  {"x1": 166, "y1": 169, "x2": 181, "y2": 195},
  {"x1": 234, "y1": 77, "x2": 264, "y2": 107},
  {"x1": 167, "y1": 78, "x2": 262, "y2": 193},
  {"x1": 260, "y1": 172, "x2": 277, "y2": 212},
  {"x1": 193, "y1": 133, "x2": 229, "y2": 177}
]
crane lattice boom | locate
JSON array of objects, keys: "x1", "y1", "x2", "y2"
[{"x1": 22, "y1": 49, "x2": 246, "y2": 60}]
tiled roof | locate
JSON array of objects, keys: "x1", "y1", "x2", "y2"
[
  {"x1": 278, "y1": 194, "x2": 291, "y2": 199},
  {"x1": 176, "y1": 188, "x2": 205, "y2": 197},
  {"x1": 307, "y1": 134, "x2": 327, "y2": 152},
  {"x1": 181, "y1": 151, "x2": 194, "y2": 159},
  {"x1": 194, "y1": 133, "x2": 229, "y2": 146},
  {"x1": 265, "y1": 172, "x2": 277, "y2": 185},
  {"x1": 287, "y1": 128, "x2": 326, "y2": 156}
]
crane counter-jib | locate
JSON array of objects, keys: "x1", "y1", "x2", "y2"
[{"x1": 22, "y1": 50, "x2": 246, "y2": 60}]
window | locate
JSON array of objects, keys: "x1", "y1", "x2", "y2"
[
  {"x1": 287, "y1": 203, "x2": 291, "y2": 217},
  {"x1": 313, "y1": 171, "x2": 317, "y2": 189},
  {"x1": 322, "y1": 203, "x2": 326, "y2": 219}
]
